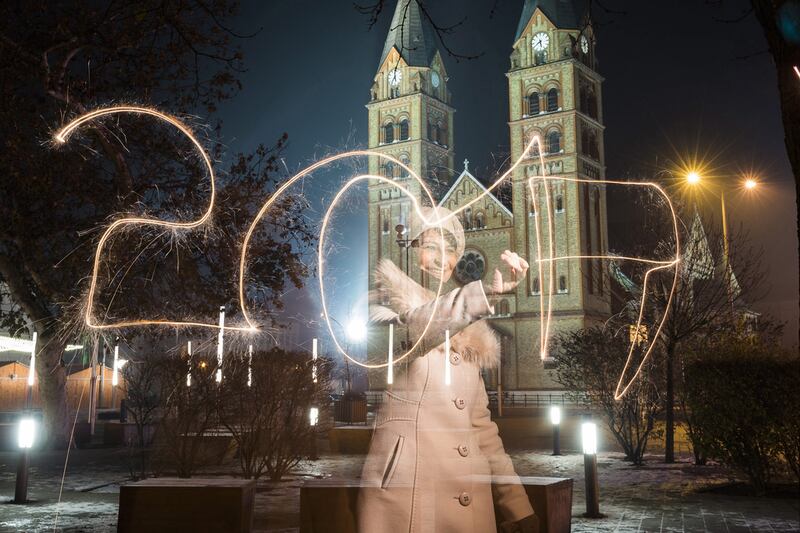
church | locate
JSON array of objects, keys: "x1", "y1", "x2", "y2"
[{"x1": 365, "y1": 0, "x2": 611, "y2": 392}]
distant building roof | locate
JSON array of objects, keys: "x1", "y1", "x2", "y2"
[
  {"x1": 515, "y1": 0, "x2": 580, "y2": 40},
  {"x1": 379, "y1": 0, "x2": 440, "y2": 68}
]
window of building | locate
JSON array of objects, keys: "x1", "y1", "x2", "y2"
[
  {"x1": 558, "y1": 275, "x2": 568, "y2": 293},
  {"x1": 532, "y1": 276, "x2": 541, "y2": 295},
  {"x1": 384, "y1": 123, "x2": 394, "y2": 144},
  {"x1": 454, "y1": 249, "x2": 486, "y2": 285},
  {"x1": 535, "y1": 50, "x2": 547, "y2": 65},
  {"x1": 382, "y1": 211, "x2": 390, "y2": 234},
  {"x1": 399, "y1": 119, "x2": 409, "y2": 141},
  {"x1": 527, "y1": 92, "x2": 540, "y2": 115},
  {"x1": 475, "y1": 212, "x2": 485, "y2": 229},
  {"x1": 384, "y1": 162, "x2": 394, "y2": 178},
  {"x1": 463, "y1": 207, "x2": 473, "y2": 230},
  {"x1": 547, "y1": 130, "x2": 561, "y2": 154},
  {"x1": 399, "y1": 155, "x2": 410, "y2": 178},
  {"x1": 497, "y1": 299, "x2": 510, "y2": 315},
  {"x1": 546, "y1": 88, "x2": 559, "y2": 112},
  {"x1": 555, "y1": 194, "x2": 564, "y2": 213}
]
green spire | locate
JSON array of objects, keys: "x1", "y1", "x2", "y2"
[
  {"x1": 515, "y1": 0, "x2": 579, "y2": 40},
  {"x1": 379, "y1": 0, "x2": 440, "y2": 68}
]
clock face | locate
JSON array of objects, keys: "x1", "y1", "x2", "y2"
[
  {"x1": 388, "y1": 69, "x2": 402, "y2": 86},
  {"x1": 431, "y1": 71, "x2": 440, "y2": 88},
  {"x1": 532, "y1": 32, "x2": 550, "y2": 52},
  {"x1": 580, "y1": 35, "x2": 589, "y2": 54}
]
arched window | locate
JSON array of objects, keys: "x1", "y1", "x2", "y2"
[
  {"x1": 558, "y1": 275, "x2": 568, "y2": 293},
  {"x1": 399, "y1": 155, "x2": 410, "y2": 178},
  {"x1": 497, "y1": 299, "x2": 510, "y2": 315},
  {"x1": 463, "y1": 208, "x2": 473, "y2": 230},
  {"x1": 594, "y1": 188, "x2": 604, "y2": 295},
  {"x1": 436, "y1": 122, "x2": 445, "y2": 145},
  {"x1": 475, "y1": 212, "x2": 485, "y2": 229},
  {"x1": 547, "y1": 130, "x2": 561, "y2": 154},
  {"x1": 384, "y1": 162, "x2": 395, "y2": 178},
  {"x1": 535, "y1": 49, "x2": 547, "y2": 65},
  {"x1": 555, "y1": 194, "x2": 564, "y2": 213},
  {"x1": 384, "y1": 123, "x2": 394, "y2": 144},
  {"x1": 532, "y1": 277, "x2": 541, "y2": 295},
  {"x1": 546, "y1": 88, "x2": 559, "y2": 112},
  {"x1": 382, "y1": 210, "x2": 390, "y2": 234},
  {"x1": 527, "y1": 92, "x2": 540, "y2": 116},
  {"x1": 399, "y1": 119, "x2": 409, "y2": 141}
]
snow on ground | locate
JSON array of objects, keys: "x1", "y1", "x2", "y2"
[{"x1": 0, "y1": 448, "x2": 797, "y2": 532}]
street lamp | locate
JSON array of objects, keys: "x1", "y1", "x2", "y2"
[
  {"x1": 550, "y1": 405, "x2": 562, "y2": 456},
  {"x1": 684, "y1": 170, "x2": 759, "y2": 308},
  {"x1": 14, "y1": 417, "x2": 36, "y2": 503},
  {"x1": 582, "y1": 421, "x2": 603, "y2": 518}
]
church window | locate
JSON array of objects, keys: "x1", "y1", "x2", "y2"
[
  {"x1": 399, "y1": 155, "x2": 410, "y2": 178},
  {"x1": 384, "y1": 162, "x2": 395, "y2": 178},
  {"x1": 475, "y1": 212, "x2": 485, "y2": 229},
  {"x1": 527, "y1": 92, "x2": 540, "y2": 115},
  {"x1": 532, "y1": 277, "x2": 541, "y2": 295},
  {"x1": 535, "y1": 50, "x2": 547, "y2": 65},
  {"x1": 463, "y1": 208, "x2": 473, "y2": 230},
  {"x1": 384, "y1": 123, "x2": 394, "y2": 144},
  {"x1": 558, "y1": 275, "x2": 568, "y2": 293},
  {"x1": 454, "y1": 249, "x2": 487, "y2": 285},
  {"x1": 382, "y1": 210, "x2": 390, "y2": 234},
  {"x1": 594, "y1": 188, "x2": 604, "y2": 295},
  {"x1": 399, "y1": 119, "x2": 409, "y2": 141},
  {"x1": 497, "y1": 299, "x2": 510, "y2": 315},
  {"x1": 555, "y1": 194, "x2": 564, "y2": 213},
  {"x1": 546, "y1": 88, "x2": 559, "y2": 112},
  {"x1": 547, "y1": 130, "x2": 561, "y2": 154}
]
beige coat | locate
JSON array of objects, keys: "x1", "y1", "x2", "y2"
[{"x1": 358, "y1": 260, "x2": 534, "y2": 532}]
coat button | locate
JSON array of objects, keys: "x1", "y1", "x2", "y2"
[
  {"x1": 458, "y1": 444, "x2": 469, "y2": 457},
  {"x1": 454, "y1": 397, "x2": 466, "y2": 410},
  {"x1": 458, "y1": 492, "x2": 471, "y2": 506},
  {"x1": 449, "y1": 351, "x2": 461, "y2": 365}
]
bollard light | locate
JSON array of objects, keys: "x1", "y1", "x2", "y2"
[
  {"x1": 582, "y1": 421, "x2": 597, "y2": 455},
  {"x1": 309, "y1": 407, "x2": 319, "y2": 427},
  {"x1": 550, "y1": 405, "x2": 562, "y2": 456},
  {"x1": 216, "y1": 305, "x2": 225, "y2": 383},
  {"x1": 550, "y1": 405, "x2": 561, "y2": 425},
  {"x1": 18, "y1": 418, "x2": 36, "y2": 449},
  {"x1": 581, "y1": 420, "x2": 603, "y2": 518},
  {"x1": 14, "y1": 417, "x2": 36, "y2": 504}
]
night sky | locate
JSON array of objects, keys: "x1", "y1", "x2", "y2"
[{"x1": 216, "y1": 0, "x2": 798, "y2": 348}]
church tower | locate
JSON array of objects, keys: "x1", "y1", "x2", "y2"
[
  {"x1": 366, "y1": 0, "x2": 455, "y2": 290},
  {"x1": 506, "y1": 0, "x2": 611, "y2": 388}
]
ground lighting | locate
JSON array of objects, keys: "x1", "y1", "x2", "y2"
[
  {"x1": 550, "y1": 405, "x2": 562, "y2": 456},
  {"x1": 582, "y1": 421, "x2": 603, "y2": 518}
]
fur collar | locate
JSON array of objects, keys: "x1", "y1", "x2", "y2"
[{"x1": 370, "y1": 259, "x2": 500, "y2": 369}]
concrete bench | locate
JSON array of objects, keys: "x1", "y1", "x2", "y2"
[
  {"x1": 117, "y1": 478, "x2": 255, "y2": 532},
  {"x1": 299, "y1": 476, "x2": 572, "y2": 533}
]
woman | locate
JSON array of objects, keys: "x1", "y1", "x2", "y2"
[{"x1": 358, "y1": 207, "x2": 539, "y2": 533}]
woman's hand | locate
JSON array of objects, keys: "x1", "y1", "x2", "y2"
[{"x1": 489, "y1": 250, "x2": 529, "y2": 295}]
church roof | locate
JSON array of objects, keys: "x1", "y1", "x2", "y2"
[
  {"x1": 515, "y1": 0, "x2": 580, "y2": 40},
  {"x1": 439, "y1": 167, "x2": 513, "y2": 218},
  {"x1": 379, "y1": 0, "x2": 440, "y2": 68}
]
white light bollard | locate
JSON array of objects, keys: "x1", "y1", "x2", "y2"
[
  {"x1": 550, "y1": 405, "x2": 562, "y2": 456},
  {"x1": 387, "y1": 324, "x2": 394, "y2": 385},
  {"x1": 582, "y1": 421, "x2": 603, "y2": 518},
  {"x1": 216, "y1": 306, "x2": 225, "y2": 383}
]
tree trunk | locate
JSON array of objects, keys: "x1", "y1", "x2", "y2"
[
  {"x1": 750, "y1": 0, "x2": 800, "y2": 342},
  {"x1": 665, "y1": 343, "x2": 675, "y2": 463},
  {"x1": 36, "y1": 331, "x2": 69, "y2": 448}
]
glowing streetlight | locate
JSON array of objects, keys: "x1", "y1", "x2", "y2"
[
  {"x1": 550, "y1": 405, "x2": 562, "y2": 456},
  {"x1": 346, "y1": 319, "x2": 367, "y2": 342},
  {"x1": 744, "y1": 178, "x2": 758, "y2": 190},
  {"x1": 686, "y1": 171, "x2": 701, "y2": 185},
  {"x1": 581, "y1": 421, "x2": 603, "y2": 518}
]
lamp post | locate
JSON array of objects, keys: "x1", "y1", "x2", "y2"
[
  {"x1": 582, "y1": 421, "x2": 603, "y2": 518},
  {"x1": 394, "y1": 224, "x2": 419, "y2": 351},
  {"x1": 550, "y1": 405, "x2": 561, "y2": 456},
  {"x1": 14, "y1": 416, "x2": 36, "y2": 503},
  {"x1": 684, "y1": 171, "x2": 759, "y2": 308}
]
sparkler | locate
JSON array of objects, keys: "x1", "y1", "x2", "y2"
[
  {"x1": 112, "y1": 344, "x2": 119, "y2": 387},
  {"x1": 312, "y1": 338, "x2": 318, "y2": 384},
  {"x1": 247, "y1": 344, "x2": 253, "y2": 388},
  {"x1": 216, "y1": 306, "x2": 225, "y2": 383},
  {"x1": 387, "y1": 324, "x2": 394, "y2": 386},
  {"x1": 444, "y1": 330, "x2": 451, "y2": 386},
  {"x1": 186, "y1": 341, "x2": 192, "y2": 387},
  {"x1": 61, "y1": 106, "x2": 678, "y2": 400}
]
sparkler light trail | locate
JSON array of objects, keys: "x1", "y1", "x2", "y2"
[{"x1": 61, "y1": 106, "x2": 678, "y2": 399}]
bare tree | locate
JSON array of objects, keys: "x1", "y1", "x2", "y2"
[
  {"x1": 121, "y1": 351, "x2": 162, "y2": 480},
  {"x1": 217, "y1": 347, "x2": 333, "y2": 481},
  {"x1": 555, "y1": 322, "x2": 663, "y2": 465}
]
